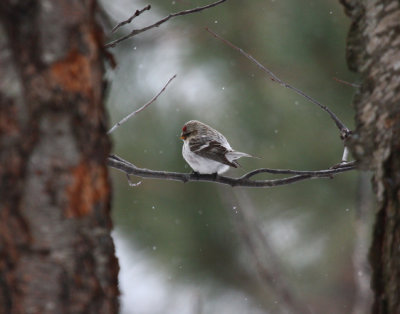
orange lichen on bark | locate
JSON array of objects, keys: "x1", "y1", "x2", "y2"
[
  {"x1": 50, "y1": 50, "x2": 92, "y2": 97},
  {"x1": 66, "y1": 160, "x2": 109, "y2": 218}
]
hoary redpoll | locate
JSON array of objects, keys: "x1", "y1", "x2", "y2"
[{"x1": 180, "y1": 120, "x2": 253, "y2": 175}]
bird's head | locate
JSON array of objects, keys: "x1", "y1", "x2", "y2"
[{"x1": 180, "y1": 120, "x2": 202, "y2": 140}]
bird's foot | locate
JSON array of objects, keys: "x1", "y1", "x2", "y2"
[
  {"x1": 330, "y1": 161, "x2": 350, "y2": 169},
  {"x1": 191, "y1": 171, "x2": 200, "y2": 179}
]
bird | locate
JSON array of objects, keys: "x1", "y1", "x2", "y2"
[{"x1": 180, "y1": 120, "x2": 253, "y2": 175}]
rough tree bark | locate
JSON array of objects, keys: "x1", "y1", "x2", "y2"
[
  {"x1": 0, "y1": 1, "x2": 119, "y2": 313},
  {"x1": 340, "y1": 0, "x2": 400, "y2": 313}
]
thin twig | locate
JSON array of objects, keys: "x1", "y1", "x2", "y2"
[
  {"x1": 108, "y1": 154, "x2": 356, "y2": 188},
  {"x1": 107, "y1": 74, "x2": 176, "y2": 134},
  {"x1": 205, "y1": 28, "x2": 352, "y2": 140},
  {"x1": 222, "y1": 189, "x2": 311, "y2": 314},
  {"x1": 333, "y1": 77, "x2": 361, "y2": 88},
  {"x1": 105, "y1": 0, "x2": 227, "y2": 48},
  {"x1": 111, "y1": 5, "x2": 152, "y2": 33},
  {"x1": 239, "y1": 161, "x2": 356, "y2": 180}
]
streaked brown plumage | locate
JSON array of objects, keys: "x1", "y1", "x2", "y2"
[{"x1": 180, "y1": 120, "x2": 253, "y2": 174}]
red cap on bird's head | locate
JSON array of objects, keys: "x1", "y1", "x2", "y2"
[{"x1": 180, "y1": 125, "x2": 187, "y2": 139}]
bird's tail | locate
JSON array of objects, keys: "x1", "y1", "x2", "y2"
[{"x1": 226, "y1": 151, "x2": 256, "y2": 162}]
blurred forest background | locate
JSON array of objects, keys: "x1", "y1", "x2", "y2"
[{"x1": 100, "y1": 0, "x2": 373, "y2": 313}]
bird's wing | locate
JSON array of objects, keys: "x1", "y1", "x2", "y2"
[{"x1": 189, "y1": 138, "x2": 238, "y2": 168}]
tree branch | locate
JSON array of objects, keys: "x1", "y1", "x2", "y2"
[
  {"x1": 205, "y1": 28, "x2": 352, "y2": 140},
  {"x1": 333, "y1": 77, "x2": 361, "y2": 89},
  {"x1": 108, "y1": 154, "x2": 356, "y2": 188},
  {"x1": 111, "y1": 4, "x2": 152, "y2": 33},
  {"x1": 105, "y1": 0, "x2": 228, "y2": 48},
  {"x1": 107, "y1": 74, "x2": 176, "y2": 134},
  {"x1": 239, "y1": 161, "x2": 356, "y2": 180},
  {"x1": 221, "y1": 188, "x2": 311, "y2": 313}
]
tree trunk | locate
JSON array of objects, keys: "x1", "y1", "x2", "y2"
[
  {"x1": 0, "y1": 1, "x2": 119, "y2": 313},
  {"x1": 340, "y1": 0, "x2": 400, "y2": 313}
]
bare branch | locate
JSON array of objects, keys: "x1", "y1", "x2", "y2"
[
  {"x1": 239, "y1": 161, "x2": 356, "y2": 180},
  {"x1": 107, "y1": 74, "x2": 176, "y2": 134},
  {"x1": 220, "y1": 188, "x2": 311, "y2": 313},
  {"x1": 333, "y1": 77, "x2": 361, "y2": 88},
  {"x1": 105, "y1": 0, "x2": 228, "y2": 48},
  {"x1": 108, "y1": 154, "x2": 356, "y2": 188},
  {"x1": 205, "y1": 28, "x2": 352, "y2": 140},
  {"x1": 111, "y1": 4, "x2": 152, "y2": 33}
]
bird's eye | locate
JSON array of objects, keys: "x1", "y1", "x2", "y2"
[{"x1": 182, "y1": 126, "x2": 187, "y2": 132}]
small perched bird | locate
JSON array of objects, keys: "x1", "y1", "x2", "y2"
[{"x1": 180, "y1": 120, "x2": 253, "y2": 175}]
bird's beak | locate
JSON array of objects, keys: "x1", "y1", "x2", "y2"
[{"x1": 180, "y1": 133, "x2": 185, "y2": 140}]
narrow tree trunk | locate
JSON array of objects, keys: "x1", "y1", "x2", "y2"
[
  {"x1": 340, "y1": 1, "x2": 400, "y2": 313},
  {"x1": 0, "y1": 1, "x2": 119, "y2": 313}
]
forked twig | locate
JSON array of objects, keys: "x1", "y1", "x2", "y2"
[
  {"x1": 108, "y1": 154, "x2": 356, "y2": 188},
  {"x1": 111, "y1": 4, "x2": 152, "y2": 33},
  {"x1": 240, "y1": 161, "x2": 356, "y2": 180},
  {"x1": 107, "y1": 74, "x2": 176, "y2": 134},
  {"x1": 205, "y1": 28, "x2": 352, "y2": 140},
  {"x1": 105, "y1": 0, "x2": 227, "y2": 48}
]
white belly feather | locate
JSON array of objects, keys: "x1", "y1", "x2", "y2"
[{"x1": 182, "y1": 141, "x2": 229, "y2": 174}]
